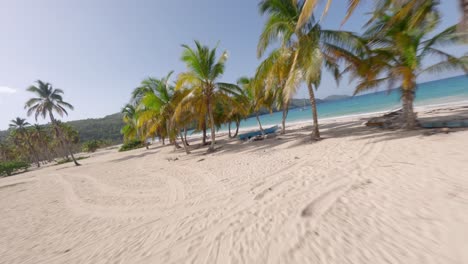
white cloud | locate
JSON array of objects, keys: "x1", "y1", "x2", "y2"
[{"x1": 0, "y1": 86, "x2": 17, "y2": 94}]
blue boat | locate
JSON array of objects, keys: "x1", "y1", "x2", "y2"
[
  {"x1": 421, "y1": 119, "x2": 468, "y2": 128},
  {"x1": 238, "y1": 125, "x2": 279, "y2": 140}
]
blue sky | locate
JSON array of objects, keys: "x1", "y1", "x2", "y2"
[{"x1": 0, "y1": 0, "x2": 465, "y2": 129}]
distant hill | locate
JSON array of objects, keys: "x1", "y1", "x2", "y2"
[
  {"x1": 0, "y1": 96, "x2": 347, "y2": 144},
  {"x1": 0, "y1": 113, "x2": 124, "y2": 144},
  {"x1": 322, "y1": 95, "x2": 351, "y2": 101},
  {"x1": 66, "y1": 113, "x2": 124, "y2": 143}
]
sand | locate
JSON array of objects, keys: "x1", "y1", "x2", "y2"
[{"x1": 1, "y1": 105, "x2": 468, "y2": 264}]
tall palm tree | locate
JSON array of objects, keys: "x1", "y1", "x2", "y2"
[
  {"x1": 258, "y1": 0, "x2": 355, "y2": 139},
  {"x1": 341, "y1": 1, "x2": 468, "y2": 128},
  {"x1": 9, "y1": 118, "x2": 40, "y2": 167},
  {"x1": 256, "y1": 46, "x2": 295, "y2": 134},
  {"x1": 24, "y1": 80, "x2": 80, "y2": 166},
  {"x1": 176, "y1": 41, "x2": 241, "y2": 151}
]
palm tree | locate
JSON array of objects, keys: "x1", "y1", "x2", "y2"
[
  {"x1": 24, "y1": 80, "x2": 80, "y2": 166},
  {"x1": 237, "y1": 76, "x2": 274, "y2": 134},
  {"x1": 176, "y1": 40, "x2": 241, "y2": 152},
  {"x1": 30, "y1": 124, "x2": 52, "y2": 162},
  {"x1": 341, "y1": 1, "x2": 468, "y2": 128},
  {"x1": 9, "y1": 117, "x2": 40, "y2": 167},
  {"x1": 299, "y1": 0, "x2": 468, "y2": 33},
  {"x1": 256, "y1": 46, "x2": 298, "y2": 134},
  {"x1": 121, "y1": 103, "x2": 139, "y2": 142},
  {"x1": 134, "y1": 72, "x2": 182, "y2": 148},
  {"x1": 258, "y1": 0, "x2": 354, "y2": 139}
]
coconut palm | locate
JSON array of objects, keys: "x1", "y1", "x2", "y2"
[
  {"x1": 30, "y1": 124, "x2": 52, "y2": 162},
  {"x1": 298, "y1": 0, "x2": 468, "y2": 34},
  {"x1": 9, "y1": 118, "x2": 40, "y2": 167},
  {"x1": 256, "y1": 45, "x2": 296, "y2": 134},
  {"x1": 121, "y1": 103, "x2": 139, "y2": 142},
  {"x1": 24, "y1": 80, "x2": 80, "y2": 166},
  {"x1": 176, "y1": 40, "x2": 242, "y2": 151},
  {"x1": 341, "y1": 1, "x2": 468, "y2": 128},
  {"x1": 134, "y1": 72, "x2": 183, "y2": 148},
  {"x1": 258, "y1": 0, "x2": 356, "y2": 139},
  {"x1": 237, "y1": 76, "x2": 274, "y2": 134}
]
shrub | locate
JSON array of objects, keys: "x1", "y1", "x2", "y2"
[
  {"x1": 119, "y1": 139, "x2": 145, "y2": 152},
  {"x1": 0, "y1": 161, "x2": 30, "y2": 176},
  {"x1": 82, "y1": 140, "x2": 101, "y2": 153}
]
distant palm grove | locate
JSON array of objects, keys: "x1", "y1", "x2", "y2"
[{"x1": 1, "y1": 0, "x2": 467, "y2": 172}]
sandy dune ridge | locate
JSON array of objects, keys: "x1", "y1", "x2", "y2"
[{"x1": 1, "y1": 106, "x2": 468, "y2": 263}]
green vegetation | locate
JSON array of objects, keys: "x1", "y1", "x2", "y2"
[
  {"x1": 67, "y1": 113, "x2": 124, "y2": 143},
  {"x1": 0, "y1": 161, "x2": 30, "y2": 176},
  {"x1": 0, "y1": 81, "x2": 85, "y2": 172},
  {"x1": 119, "y1": 139, "x2": 145, "y2": 152},
  {"x1": 3, "y1": 0, "x2": 467, "y2": 164},
  {"x1": 82, "y1": 140, "x2": 112, "y2": 153},
  {"x1": 25, "y1": 80, "x2": 81, "y2": 166}
]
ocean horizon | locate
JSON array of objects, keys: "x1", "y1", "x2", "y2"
[{"x1": 219, "y1": 75, "x2": 468, "y2": 132}]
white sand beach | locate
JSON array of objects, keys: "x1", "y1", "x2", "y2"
[{"x1": 1, "y1": 105, "x2": 468, "y2": 264}]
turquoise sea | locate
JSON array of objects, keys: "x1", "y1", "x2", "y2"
[{"x1": 229, "y1": 75, "x2": 468, "y2": 131}]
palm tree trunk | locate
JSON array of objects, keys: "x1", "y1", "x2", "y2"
[
  {"x1": 228, "y1": 122, "x2": 233, "y2": 138},
  {"x1": 207, "y1": 100, "x2": 216, "y2": 152},
  {"x1": 26, "y1": 140, "x2": 40, "y2": 168},
  {"x1": 180, "y1": 131, "x2": 190, "y2": 154},
  {"x1": 281, "y1": 101, "x2": 289, "y2": 134},
  {"x1": 307, "y1": 83, "x2": 321, "y2": 140},
  {"x1": 184, "y1": 127, "x2": 189, "y2": 146},
  {"x1": 402, "y1": 89, "x2": 417, "y2": 129},
  {"x1": 49, "y1": 113, "x2": 80, "y2": 166},
  {"x1": 255, "y1": 112, "x2": 264, "y2": 135},
  {"x1": 233, "y1": 120, "x2": 240, "y2": 138},
  {"x1": 202, "y1": 120, "x2": 207, "y2": 145}
]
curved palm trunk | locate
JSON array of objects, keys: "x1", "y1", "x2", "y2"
[
  {"x1": 233, "y1": 120, "x2": 240, "y2": 138},
  {"x1": 281, "y1": 101, "x2": 289, "y2": 134},
  {"x1": 255, "y1": 112, "x2": 265, "y2": 135},
  {"x1": 49, "y1": 113, "x2": 80, "y2": 166},
  {"x1": 307, "y1": 83, "x2": 321, "y2": 140},
  {"x1": 207, "y1": 100, "x2": 216, "y2": 152},
  {"x1": 228, "y1": 122, "x2": 233, "y2": 138},
  {"x1": 183, "y1": 127, "x2": 189, "y2": 146},
  {"x1": 180, "y1": 131, "x2": 190, "y2": 154}
]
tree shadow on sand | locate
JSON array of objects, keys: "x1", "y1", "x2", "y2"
[{"x1": 175, "y1": 108, "x2": 468, "y2": 157}]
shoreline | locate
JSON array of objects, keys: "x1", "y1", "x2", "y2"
[{"x1": 181, "y1": 99, "x2": 468, "y2": 140}]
